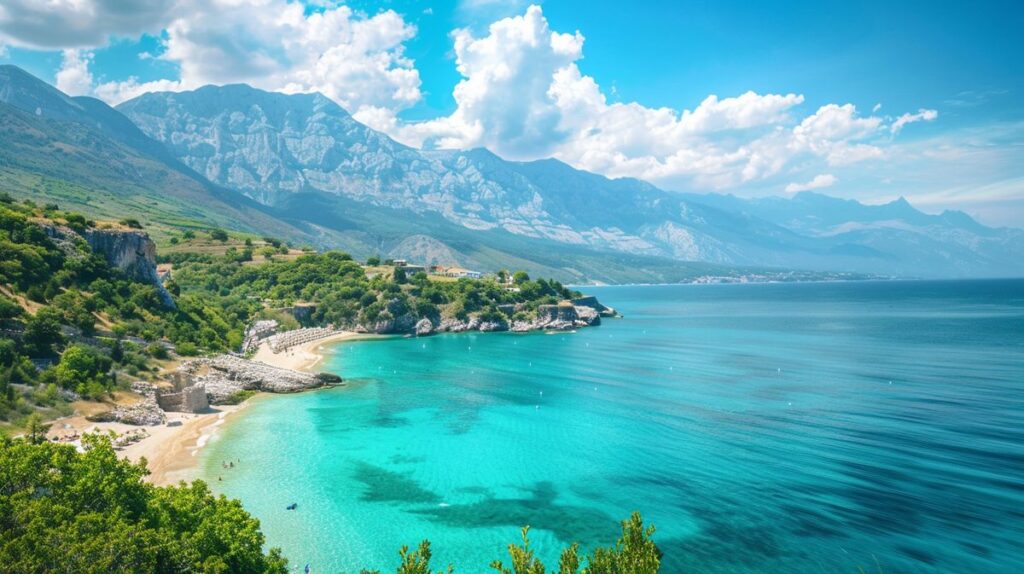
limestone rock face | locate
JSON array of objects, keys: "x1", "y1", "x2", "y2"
[
  {"x1": 40, "y1": 223, "x2": 175, "y2": 309},
  {"x1": 573, "y1": 305, "x2": 600, "y2": 326},
  {"x1": 571, "y1": 296, "x2": 618, "y2": 318},
  {"x1": 415, "y1": 318, "x2": 435, "y2": 336},
  {"x1": 83, "y1": 229, "x2": 175, "y2": 308},
  {"x1": 179, "y1": 354, "x2": 341, "y2": 404},
  {"x1": 533, "y1": 304, "x2": 580, "y2": 330}
]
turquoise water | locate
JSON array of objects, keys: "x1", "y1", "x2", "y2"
[{"x1": 199, "y1": 280, "x2": 1024, "y2": 573}]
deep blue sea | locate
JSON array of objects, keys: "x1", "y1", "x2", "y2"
[{"x1": 198, "y1": 280, "x2": 1024, "y2": 573}]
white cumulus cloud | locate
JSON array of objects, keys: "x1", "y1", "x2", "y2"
[
  {"x1": 55, "y1": 49, "x2": 94, "y2": 96},
  {"x1": 890, "y1": 108, "x2": 939, "y2": 134},
  {"x1": 27, "y1": 0, "x2": 424, "y2": 116},
  {"x1": 373, "y1": 5, "x2": 912, "y2": 191},
  {"x1": 785, "y1": 173, "x2": 838, "y2": 193}
]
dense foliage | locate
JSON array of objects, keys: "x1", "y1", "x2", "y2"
[
  {"x1": 0, "y1": 435, "x2": 288, "y2": 573},
  {"x1": 168, "y1": 252, "x2": 580, "y2": 330}
]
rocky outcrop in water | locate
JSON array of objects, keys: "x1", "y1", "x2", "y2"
[
  {"x1": 179, "y1": 355, "x2": 342, "y2": 404},
  {"x1": 571, "y1": 296, "x2": 618, "y2": 317}
]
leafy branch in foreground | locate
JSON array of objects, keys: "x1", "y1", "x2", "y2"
[
  {"x1": 366, "y1": 514, "x2": 661, "y2": 574},
  {"x1": 0, "y1": 435, "x2": 287, "y2": 573},
  {"x1": 490, "y1": 516, "x2": 661, "y2": 574}
]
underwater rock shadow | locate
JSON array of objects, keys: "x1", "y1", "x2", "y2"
[
  {"x1": 411, "y1": 481, "x2": 620, "y2": 545},
  {"x1": 351, "y1": 461, "x2": 442, "y2": 504}
]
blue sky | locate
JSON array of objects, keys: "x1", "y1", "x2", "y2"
[{"x1": 0, "y1": 1, "x2": 1021, "y2": 226}]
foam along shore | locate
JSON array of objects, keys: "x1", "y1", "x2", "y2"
[
  {"x1": 251, "y1": 330, "x2": 366, "y2": 372},
  {"x1": 46, "y1": 404, "x2": 246, "y2": 486}
]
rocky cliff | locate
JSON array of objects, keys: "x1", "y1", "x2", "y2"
[{"x1": 41, "y1": 223, "x2": 175, "y2": 308}]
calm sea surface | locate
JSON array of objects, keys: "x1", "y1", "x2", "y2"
[{"x1": 198, "y1": 280, "x2": 1024, "y2": 573}]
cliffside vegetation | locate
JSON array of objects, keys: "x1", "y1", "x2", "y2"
[
  {"x1": 0, "y1": 195, "x2": 251, "y2": 427},
  {"x1": 0, "y1": 434, "x2": 660, "y2": 574}
]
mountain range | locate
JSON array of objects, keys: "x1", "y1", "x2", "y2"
[{"x1": 2, "y1": 64, "x2": 1021, "y2": 282}]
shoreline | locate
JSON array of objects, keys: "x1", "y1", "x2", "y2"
[
  {"x1": 46, "y1": 403, "x2": 245, "y2": 486},
  {"x1": 250, "y1": 330, "x2": 370, "y2": 372},
  {"x1": 47, "y1": 331, "x2": 369, "y2": 486}
]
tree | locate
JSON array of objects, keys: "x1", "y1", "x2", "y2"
[
  {"x1": 490, "y1": 527, "x2": 547, "y2": 574},
  {"x1": 0, "y1": 294, "x2": 23, "y2": 322},
  {"x1": 22, "y1": 307, "x2": 64, "y2": 356},
  {"x1": 513, "y1": 271, "x2": 530, "y2": 285},
  {"x1": 0, "y1": 435, "x2": 289, "y2": 573},
  {"x1": 210, "y1": 228, "x2": 229, "y2": 241},
  {"x1": 490, "y1": 513, "x2": 660, "y2": 574},
  {"x1": 361, "y1": 541, "x2": 453, "y2": 574},
  {"x1": 119, "y1": 218, "x2": 143, "y2": 229},
  {"x1": 53, "y1": 344, "x2": 112, "y2": 397},
  {"x1": 24, "y1": 413, "x2": 51, "y2": 444},
  {"x1": 366, "y1": 255, "x2": 381, "y2": 266}
]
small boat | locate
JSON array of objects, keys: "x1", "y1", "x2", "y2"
[{"x1": 286, "y1": 503, "x2": 298, "y2": 510}]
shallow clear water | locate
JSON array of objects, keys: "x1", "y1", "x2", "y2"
[{"x1": 199, "y1": 280, "x2": 1024, "y2": 573}]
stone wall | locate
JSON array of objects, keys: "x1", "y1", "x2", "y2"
[{"x1": 156, "y1": 385, "x2": 209, "y2": 413}]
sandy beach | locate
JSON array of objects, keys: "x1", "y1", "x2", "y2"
[
  {"x1": 46, "y1": 404, "x2": 244, "y2": 485},
  {"x1": 250, "y1": 330, "x2": 364, "y2": 371},
  {"x1": 46, "y1": 331, "x2": 363, "y2": 486}
]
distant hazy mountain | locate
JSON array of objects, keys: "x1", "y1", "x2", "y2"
[
  {"x1": 117, "y1": 83, "x2": 1022, "y2": 278},
  {"x1": 687, "y1": 191, "x2": 1024, "y2": 277},
  {"x1": 0, "y1": 65, "x2": 310, "y2": 243}
]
